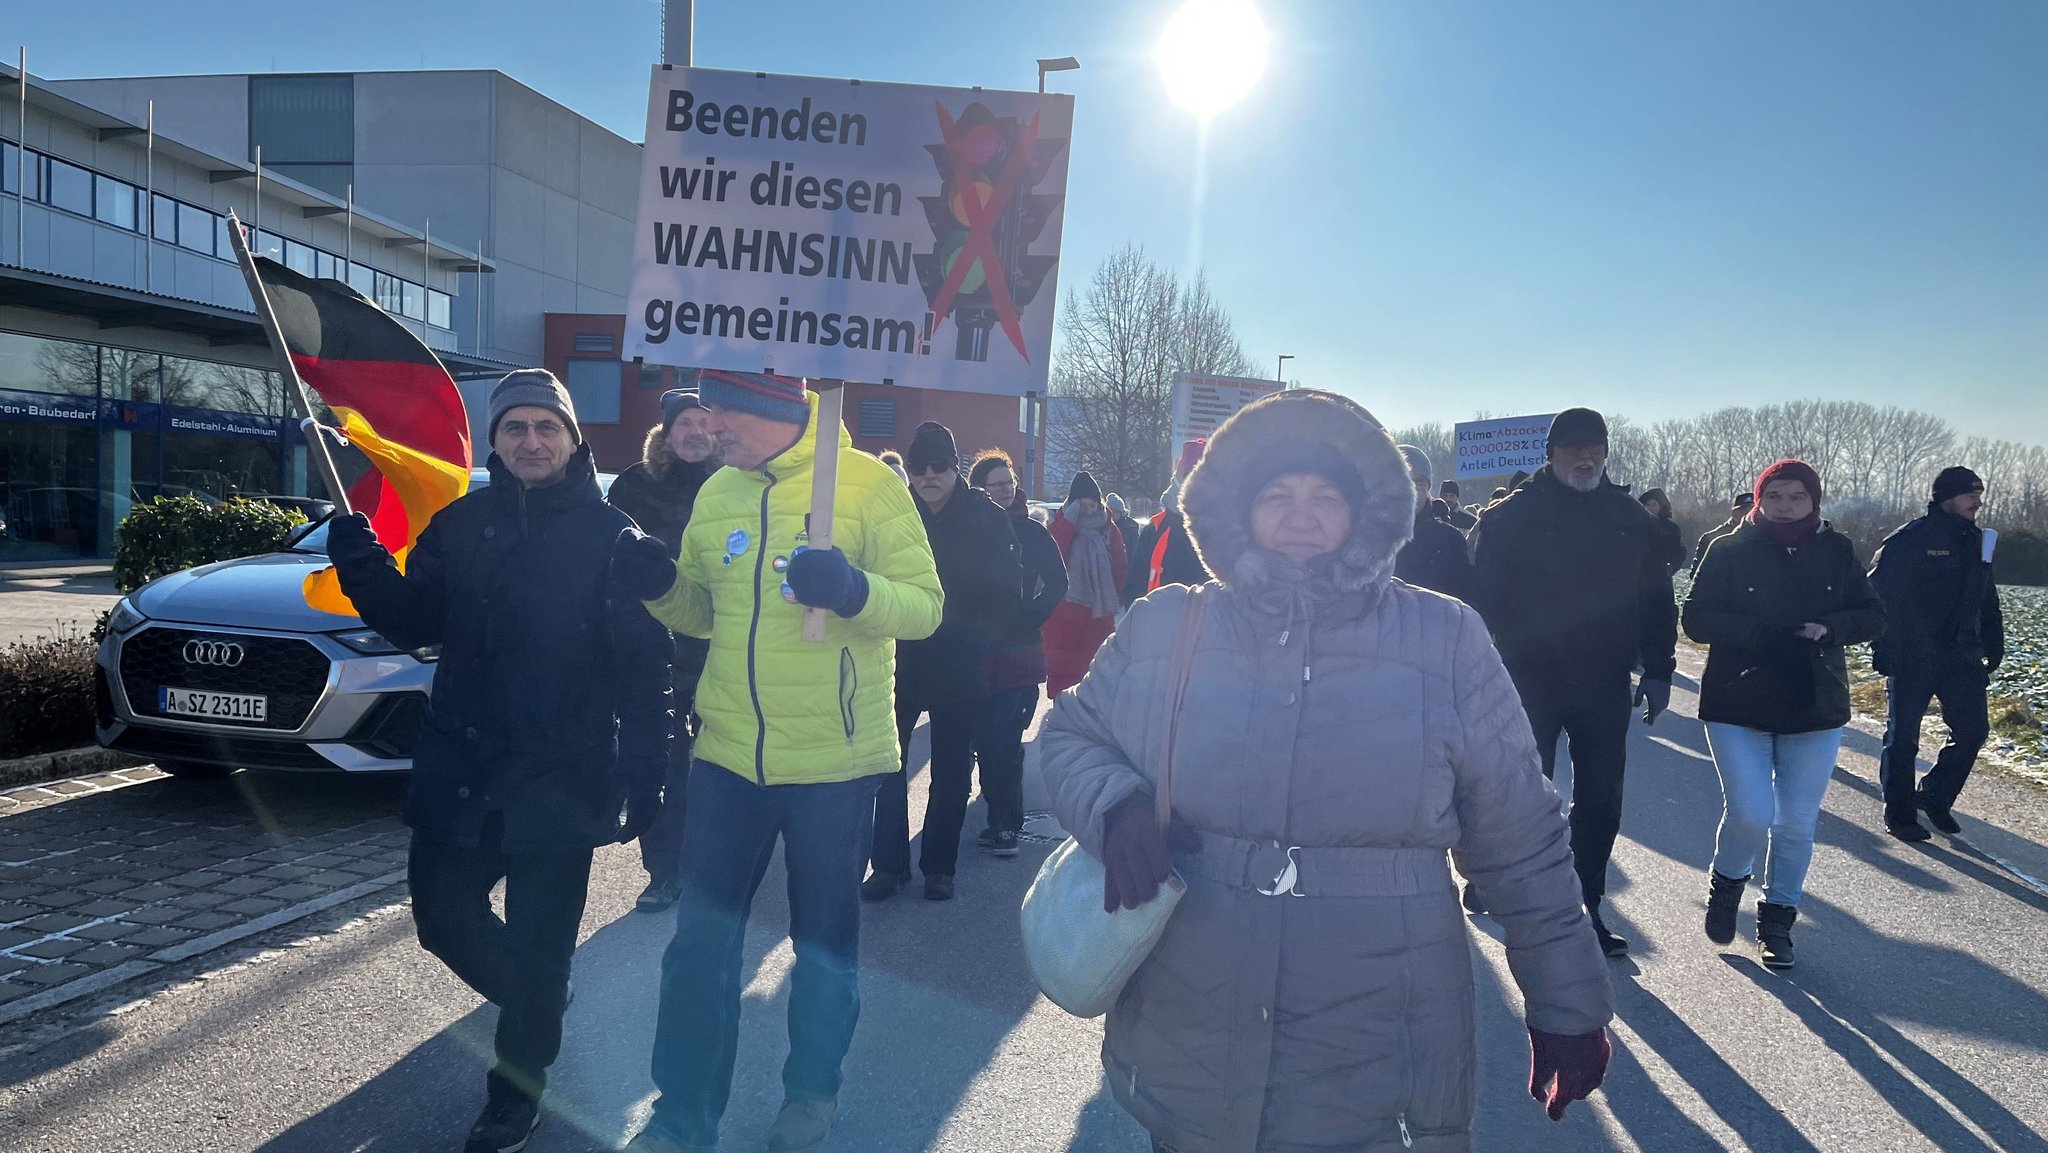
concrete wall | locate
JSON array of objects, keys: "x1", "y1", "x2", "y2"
[{"x1": 49, "y1": 75, "x2": 251, "y2": 165}]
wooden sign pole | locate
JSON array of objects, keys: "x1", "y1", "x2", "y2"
[{"x1": 802, "y1": 379, "x2": 846, "y2": 643}]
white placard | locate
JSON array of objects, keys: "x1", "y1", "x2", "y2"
[
  {"x1": 1454, "y1": 414, "x2": 1557, "y2": 479},
  {"x1": 625, "y1": 67, "x2": 1074, "y2": 397},
  {"x1": 1169, "y1": 373, "x2": 1282, "y2": 451},
  {"x1": 1982, "y1": 527, "x2": 1998, "y2": 563}
]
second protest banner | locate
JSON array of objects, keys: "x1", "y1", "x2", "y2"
[
  {"x1": 625, "y1": 66, "x2": 1074, "y2": 397},
  {"x1": 1454, "y1": 414, "x2": 1557, "y2": 479},
  {"x1": 1169, "y1": 372, "x2": 1281, "y2": 450}
]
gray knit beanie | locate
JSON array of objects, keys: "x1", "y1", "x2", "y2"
[
  {"x1": 488, "y1": 369, "x2": 581, "y2": 444},
  {"x1": 1397, "y1": 444, "x2": 1433, "y2": 486}
]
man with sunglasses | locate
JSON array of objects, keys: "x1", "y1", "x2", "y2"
[
  {"x1": 328, "y1": 369, "x2": 673, "y2": 1153},
  {"x1": 863, "y1": 421, "x2": 1024, "y2": 901}
]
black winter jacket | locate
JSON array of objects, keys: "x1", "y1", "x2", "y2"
[
  {"x1": 1693, "y1": 515, "x2": 1742, "y2": 573},
  {"x1": 1468, "y1": 466, "x2": 1679, "y2": 681},
  {"x1": 985, "y1": 502, "x2": 1068, "y2": 694},
  {"x1": 897, "y1": 477, "x2": 1023, "y2": 705},
  {"x1": 1395, "y1": 508, "x2": 1471, "y2": 599},
  {"x1": 1683, "y1": 520, "x2": 1887, "y2": 733},
  {"x1": 608, "y1": 455, "x2": 715, "y2": 686},
  {"x1": 1127, "y1": 509, "x2": 1211, "y2": 601},
  {"x1": 331, "y1": 447, "x2": 672, "y2": 851},
  {"x1": 1868, "y1": 506, "x2": 2006, "y2": 675}
]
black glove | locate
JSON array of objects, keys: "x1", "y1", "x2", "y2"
[
  {"x1": 324, "y1": 511, "x2": 381, "y2": 565},
  {"x1": 1529, "y1": 1027, "x2": 1612, "y2": 1122},
  {"x1": 785, "y1": 546, "x2": 870, "y2": 618},
  {"x1": 616, "y1": 782, "x2": 663, "y2": 844},
  {"x1": 612, "y1": 527, "x2": 678, "y2": 600},
  {"x1": 1634, "y1": 677, "x2": 1671, "y2": 725},
  {"x1": 1101, "y1": 792, "x2": 1177, "y2": 913}
]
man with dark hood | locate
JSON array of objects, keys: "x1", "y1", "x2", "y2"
[
  {"x1": 864, "y1": 422, "x2": 1022, "y2": 902},
  {"x1": 1467, "y1": 407, "x2": 1678, "y2": 957},
  {"x1": 1692, "y1": 492, "x2": 1754, "y2": 572},
  {"x1": 1393, "y1": 444, "x2": 1470, "y2": 599},
  {"x1": 1636, "y1": 487, "x2": 1687, "y2": 576},
  {"x1": 1869, "y1": 466, "x2": 2005, "y2": 841},
  {"x1": 327, "y1": 369, "x2": 673, "y2": 1152},
  {"x1": 608, "y1": 387, "x2": 720, "y2": 912}
]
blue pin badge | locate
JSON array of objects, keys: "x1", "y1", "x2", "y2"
[{"x1": 723, "y1": 528, "x2": 750, "y2": 567}]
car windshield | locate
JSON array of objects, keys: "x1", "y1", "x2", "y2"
[{"x1": 287, "y1": 469, "x2": 617, "y2": 556}]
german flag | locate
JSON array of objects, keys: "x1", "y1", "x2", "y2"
[{"x1": 256, "y1": 258, "x2": 472, "y2": 616}]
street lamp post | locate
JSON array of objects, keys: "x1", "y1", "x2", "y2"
[
  {"x1": 1037, "y1": 56, "x2": 1081, "y2": 93},
  {"x1": 1276, "y1": 354, "x2": 1294, "y2": 388}
]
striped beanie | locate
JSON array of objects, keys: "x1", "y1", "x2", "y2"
[{"x1": 698, "y1": 369, "x2": 809, "y2": 424}]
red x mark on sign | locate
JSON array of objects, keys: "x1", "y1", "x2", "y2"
[{"x1": 926, "y1": 102, "x2": 1042, "y2": 361}]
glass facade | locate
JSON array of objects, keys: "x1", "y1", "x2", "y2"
[
  {"x1": 0, "y1": 330, "x2": 305, "y2": 561},
  {"x1": 1, "y1": 140, "x2": 452, "y2": 326}
]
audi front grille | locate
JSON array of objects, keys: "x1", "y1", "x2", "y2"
[{"x1": 116, "y1": 627, "x2": 333, "y2": 730}]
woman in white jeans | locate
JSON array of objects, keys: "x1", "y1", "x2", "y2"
[{"x1": 1682, "y1": 459, "x2": 1887, "y2": 968}]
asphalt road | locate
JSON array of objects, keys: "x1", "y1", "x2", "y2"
[
  {"x1": 2, "y1": 650, "x2": 2047, "y2": 1153},
  {"x1": 0, "y1": 564, "x2": 120, "y2": 645}
]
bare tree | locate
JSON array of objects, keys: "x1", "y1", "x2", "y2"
[{"x1": 1046, "y1": 244, "x2": 1256, "y2": 498}]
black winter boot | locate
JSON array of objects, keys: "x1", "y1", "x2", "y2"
[
  {"x1": 1705, "y1": 871, "x2": 1748, "y2": 945},
  {"x1": 1757, "y1": 901, "x2": 1798, "y2": 970},
  {"x1": 1587, "y1": 900, "x2": 1629, "y2": 957}
]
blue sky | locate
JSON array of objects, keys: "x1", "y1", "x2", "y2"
[{"x1": 15, "y1": 1, "x2": 2048, "y2": 440}]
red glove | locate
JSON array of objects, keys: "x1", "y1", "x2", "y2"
[
  {"x1": 1528, "y1": 1027, "x2": 1610, "y2": 1121},
  {"x1": 1101, "y1": 793, "x2": 1176, "y2": 913}
]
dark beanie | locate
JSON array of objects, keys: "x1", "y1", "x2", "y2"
[
  {"x1": 697, "y1": 369, "x2": 809, "y2": 424},
  {"x1": 1547, "y1": 407, "x2": 1609, "y2": 449},
  {"x1": 488, "y1": 369, "x2": 580, "y2": 444},
  {"x1": 1067, "y1": 471, "x2": 1103, "y2": 504},
  {"x1": 1754, "y1": 458, "x2": 1823, "y2": 506},
  {"x1": 1931, "y1": 466, "x2": 1984, "y2": 505},
  {"x1": 1731, "y1": 491, "x2": 1754, "y2": 510},
  {"x1": 1439, "y1": 480, "x2": 1460, "y2": 497},
  {"x1": 905, "y1": 421, "x2": 958, "y2": 473},
  {"x1": 1245, "y1": 438, "x2": 1369, "y2": 514},
  {"x1": 660, "y1": 387, "x2": 708, "y2": 432}
]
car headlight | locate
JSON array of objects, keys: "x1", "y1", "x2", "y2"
[
  {"x1": 106, "y1": 598, "x2": 147, "y2": 635},
  {"x1": 334, "y1": 629, "x2": 439, "y2": 663}
]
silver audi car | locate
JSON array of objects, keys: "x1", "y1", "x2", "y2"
[{"x1": 93, "y1": 469, "x2": 614, "y2": 778}]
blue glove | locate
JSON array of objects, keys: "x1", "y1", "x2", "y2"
[
  {"x1": 784, "y1": 546, "x2": 870, "y2": 618},
  {"x1": 1634, "y1": 677, "x2": 1671, "y2": 725},
  {"x1": 612, "y1": 527, "x2": 678, "y2": 600},
  {"x1": 324, "y1": 512, "x2": 382, "y2": 565}
]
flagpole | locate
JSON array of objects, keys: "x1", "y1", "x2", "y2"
[{"x1": 225, "y1": 209, "x2": 352, "y2": 516}]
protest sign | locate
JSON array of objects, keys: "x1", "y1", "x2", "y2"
[
  {"x1": 1454, "y1": 414, "x2": 1557, "y2": 479},
  {"x1": 1169, "y1": 373, "x2": 1281, "y2": 450},
  {"x1": 625, "y1": 66, "x2": 1073, "y2": 397}
]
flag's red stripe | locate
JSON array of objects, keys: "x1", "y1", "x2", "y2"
[{"x1": 291, "y1": 354, "x2": 471, "y2": 466}]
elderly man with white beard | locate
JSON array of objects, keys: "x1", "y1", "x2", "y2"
[{"x1": 1465, "y1": 407, "x2": 1678, "y2": 958}]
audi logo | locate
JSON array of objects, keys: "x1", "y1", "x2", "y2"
[{"x1": 182, "y1": 639, "x2": 247, "y2": 667}]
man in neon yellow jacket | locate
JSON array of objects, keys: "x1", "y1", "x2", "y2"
[{"x1": 613, "y1": 370, "x2": 941, "y2": 1153}]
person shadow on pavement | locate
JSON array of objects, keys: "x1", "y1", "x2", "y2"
[{"x1": 250, "y1": 717, "x2": 1132, "y2": 1153}]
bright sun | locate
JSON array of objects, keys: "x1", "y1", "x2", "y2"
[{"x1": 1156, "y1": 0, "x2": 1269, "y2": 119}]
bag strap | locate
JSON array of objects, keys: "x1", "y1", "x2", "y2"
[{"x1": 1156, "y1": 585, "x2": 1208, "y2": 831}]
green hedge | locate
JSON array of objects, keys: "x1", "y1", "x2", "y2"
[
  {"x1": 113, "y1": 496, "x2": 306, "y2": 593},
  {"x1": 0, "y1": 636, "x2": 97, "y2": 759}
]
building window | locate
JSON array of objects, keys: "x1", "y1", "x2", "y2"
[
  {"x1": 428, "y1": 290, "x2": 452, "y2": 330},
  {"x1": 0, "y1": 143, "x2": 40, "y2": 198},
  {"x1": 249, "y1": 74, "x2": 354, "y2": 200},
  {"x1": 857, "y1": 399, "x2": 897, "y2": 440},
  {"x1": 46, "y1": 157, "x2": 93, "y2": 216},
  {"x1": 178, "y1": 203, "x2": 216, "y2": 256},
  {"x1": 94, "y1": 175, "x2": 137, "y2": 230},
  {"x1": 283, "y1": 238, "x2": 318, "y2": 276},
  {"x1": 562, "y1": 359, "x2": 623, "y2": 424},
  {"x1": 573, "y1": 332, "x2": 616, "y2": 353},
  {"x1": 637, "y1": 362, "x2": 670, "y2": 389},
  {"x1": 151, "y1": 194, "x2": 179, "y2": 244}
]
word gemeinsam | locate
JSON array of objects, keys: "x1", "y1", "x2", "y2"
[{"x1": 664, "y1": 90, "x2": 869, "y2": 146}]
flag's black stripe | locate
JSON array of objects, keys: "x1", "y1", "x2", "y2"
[{"x1": 257, "y1": 256, "x2": 443, "y2": 368}]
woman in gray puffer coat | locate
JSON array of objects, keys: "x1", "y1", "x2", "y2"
[{"x1": 1040, "y1": 390, "x2": 1614, "y2": 1153}]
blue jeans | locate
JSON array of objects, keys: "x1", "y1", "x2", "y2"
[
  {"x1": 1705, "y1": 723, "x2": 1843, "y2": 907},
  {"x1": 645, "y1": 761, "x2": 883, "y2": 1146}
]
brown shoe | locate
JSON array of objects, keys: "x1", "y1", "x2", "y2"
[{"x1": 764, "y1": 1098, "x2": 838, "y2": 1152}]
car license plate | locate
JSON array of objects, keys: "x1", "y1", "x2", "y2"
[{"x1": 157, "y1": 687, "x2": 269, "y2": 723}]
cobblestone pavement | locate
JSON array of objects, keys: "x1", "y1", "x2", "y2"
[
  {"x1": 0, "y1": 766, "x2": 408, "y2": 1012},
  {"x1": 0, "y1": 564, "x2": 120, "y2": 645}
]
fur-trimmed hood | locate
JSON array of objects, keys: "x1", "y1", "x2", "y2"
[
  {"x1": 1180, "y1": 389, "x2": 1415, "y2": 608},
  {"x1": 640, "y1": 422, "x2": 683, "y2": 478}
]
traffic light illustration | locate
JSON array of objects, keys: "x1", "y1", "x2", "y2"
[{"x1": 913, "y1": 101, "x2": 1068, "y2": 363}]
